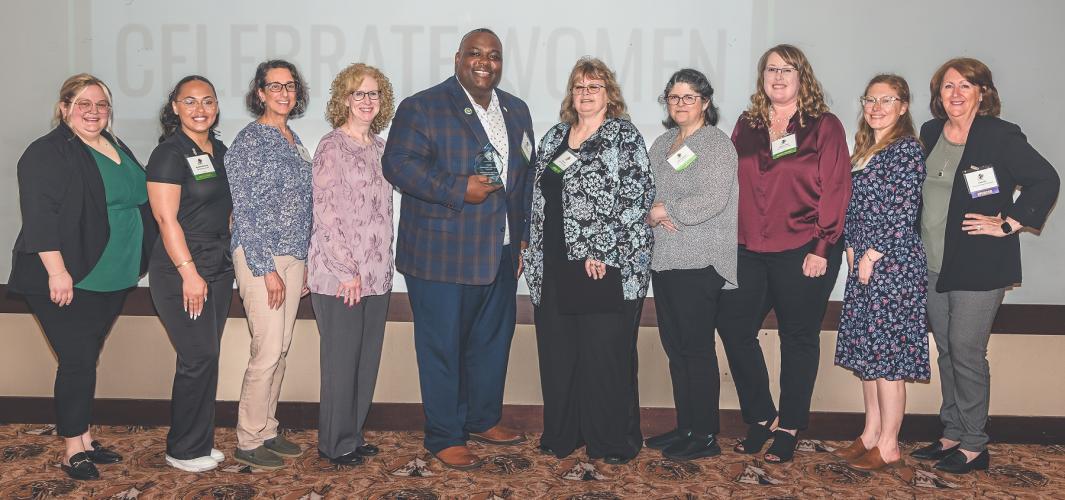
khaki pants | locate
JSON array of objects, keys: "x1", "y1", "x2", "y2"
[{"x1": 233, "y1": 247, "x2": 305, "y2": 450}]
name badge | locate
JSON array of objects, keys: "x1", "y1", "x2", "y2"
[
  {"x1": 296, "y1": 144, "x2": 312, "y2": 163},
  {"x1": 667, "y1": 145, "x2": 698, "y2": 171},
  {"x1": 770, "y1": 133, "x2": 797, "y2": 159},
  {"x1": 963, "y1": 165, "x2": 1000, "y2": 198},
  {"x1": 186, "y1": 153, "x2": 216, "y2": 180},
  {"x1": 548, "y1": 150, "x2": 578, "y2": 174},
  {"x1": 521, "y1": 132, "x2": 533, "y2": 163}
]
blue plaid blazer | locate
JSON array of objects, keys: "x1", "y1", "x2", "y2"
[{"x1": 382, "y1": 76, "x2": 536, "y2": 285}]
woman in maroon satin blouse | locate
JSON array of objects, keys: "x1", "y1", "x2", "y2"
[{"x1": 716, "y1": 44, "x2": 851, "y2": 463}]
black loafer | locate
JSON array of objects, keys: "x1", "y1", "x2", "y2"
[
  {"x1": 537, "y1": 443, "x2": 556, "y2": 455},
  {"x1": 910, "y1": 441, "x2": 960, "y2": 461},
  {"x1": 355, "y1": 444, "x2": 379, "y2": 457},
  {"x1": 645, "y1": 428, "x2": 691, "y2": 451},
  {"x1": 934, "y1": 449, "x2": 989, "y2": 474},
  {"x1": 86, "y1": 440, "x2": 123, "y2": 464},
  {"x1": 318, "y1": 450, "x2": 364, "y2": 466},
  {"x1": 602, "y1": 454, "x2": 632, "y2": 465},
  {"x1": 62, "y1": 452, "x2": 100, "y2": 480},
  {"x1": 663, "y1": 434, "x2": 721, "y2": 461}
]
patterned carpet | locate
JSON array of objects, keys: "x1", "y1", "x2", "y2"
[{"x1": 0, "y1": 424, "x2": 1062, "y2": 499}]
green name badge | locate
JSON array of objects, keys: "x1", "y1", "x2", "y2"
[
  {"x1": 186, "y1": 154, "x2": 217, "y2": 180},
  {"x1": 549, "y1": 149, "x2": 578, "y2": 174},
  {"x1": 668, "y1": 145, "x2": 698, "y2": 171},
  {"x1": 770, "y1": 133, "x2": 797, "y2": 159}
]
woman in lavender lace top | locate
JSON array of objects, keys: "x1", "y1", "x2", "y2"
[
  {"x1": 307, "y1": 63, "x2": 395, "y2": 466},
  {"x1": 226, "y1": 59, "x2": 313, "y2": 470}
]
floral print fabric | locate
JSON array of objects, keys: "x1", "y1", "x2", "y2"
[
  {"x1": 836, "y1": 137, "x2": 930, "y2": 381},
  {"x1": 307, "y1": 129, "x2": 394, "y2": 297},
  {"x1": 523, "y1": 118, "x2": 655, "y2": 304}
]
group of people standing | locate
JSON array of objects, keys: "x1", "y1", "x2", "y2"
[{"x1": 9, "y1": 26, "x2": 1058, "y2": 483}]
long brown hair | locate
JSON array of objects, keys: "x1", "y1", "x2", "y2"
[
  {"x1": 929, "y1": 57, "x2": 1001, "y2": 119},
  {"x1": 852, "y1": 74, "x2": 917, "y2": 165},
  {"x1": 559, "y1": 57, "x2": 628, "y2": 125},
  {"x1": 744, "y1": 44, "x2": 828, "y2": 129}
]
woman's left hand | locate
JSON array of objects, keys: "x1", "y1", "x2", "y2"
[
  {"x1": 857, "y1": 257, "x2": 874, "y2": 285},
  {"x1": 648, "y1": 203, "x2": 677, "y2": 232},
  {"x1": 802, "y1": 253, "x2": 828, "y2": 278},
  {"x1": 963, "y1": 212, "x2": 1020, "y2": 237},
  {"x1": 301, "y1": 266, "x2": 311, "y2": 297},
  {"x1": 585, "y1": 258, "x2": 607, "y2": 280}
]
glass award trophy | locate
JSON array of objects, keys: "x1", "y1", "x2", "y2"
[{"x1": 474, "y1": 143, "x2": 504, "y2": 186}]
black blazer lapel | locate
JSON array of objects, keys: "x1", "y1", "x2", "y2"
[{"x1": 63, "y1": 126, "x2": 108, "y2": 222}]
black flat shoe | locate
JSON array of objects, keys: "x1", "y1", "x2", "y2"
[
  {"x1": 86, "y1": 440, "x2": 122, "y2": 464},
  {"x1": 910, "y1": 440, "x2": 960, "y2": 461},
  {"x1": 355, "y1": 444, "x2": 379, "y2": 457},
  {"x1": 663, "y1": 434, "x2": 721, "y2": 461},
  {"x1": 61, "y1": 452, "x2": 100, "y2": 480},
  {"x1": 934, "y1": 449, "x2": 989, "y2": 474},
  {"x1": 764, "y1": 430, "x2": 798, "y2": 464},
  {"x1": 645, "y1": 428, "x2": 691, "y2": 450},
  {"x1": 318, "y1": 450, "x2": 365, "y2": 466},
  {"x1": 537, "y1": 443, "x2": 557, "y2": 456},
  {"x1": 602, "y1": 454, "x2": 632, "y2": 465},
  {"x1": 734, "y1": 422, "x2": 774, "y2": 454}
]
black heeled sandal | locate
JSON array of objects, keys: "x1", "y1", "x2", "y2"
[
  {"x1": 733, "y1": 422, "x2": 774, "y2": 454},
  {"x1": 764, "y1": 430, "x2": 798, "y2": 463}
]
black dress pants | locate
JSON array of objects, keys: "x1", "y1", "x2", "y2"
[
  {"x1": 534, "y1": 273, "x2": 644, "y2": 460},
  {"x1": 25, "y1": 289, "x2": 128, "y2": 438},
  {"x1": 651, "y1": 265, "x2": 726, "y2": 436},
  {"x1": 716, "y1": 242, "x2": 841, "y2": 430},
  {"x1": 150, "y1": 266, "x2": 233, "y2": 459}
]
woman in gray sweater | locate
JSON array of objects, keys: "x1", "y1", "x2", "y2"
[{"x1": 645, "y1": 68, "x2": 739, "y2": 461}]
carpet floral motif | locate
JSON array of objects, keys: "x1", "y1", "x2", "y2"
[{"x1": 0, "y1": 425, "x2": 1063, "y2": 498}]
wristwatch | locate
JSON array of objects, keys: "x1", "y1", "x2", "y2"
[{"x1": 1000, "y1": 221, "x2": 1014, "y2": 235}]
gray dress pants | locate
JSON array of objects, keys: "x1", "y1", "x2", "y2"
[
  {"x1": 926, "y1": 270, "x2": 1005, "y2": 452},
  {"x1": 311, "y1": 292, "x2": 390, "y2": 458}
]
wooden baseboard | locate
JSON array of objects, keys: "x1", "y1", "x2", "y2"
[{"x1": 0, "y1": 397, "x2": 1060, "y2": 444}]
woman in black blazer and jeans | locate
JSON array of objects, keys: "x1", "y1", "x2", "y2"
[
  {"x1": 8, "y1": 74, "x2": 157, "y2": 481},
  {"x1": 910, "y1": 58, "x2": 1059, "y2": 474}
]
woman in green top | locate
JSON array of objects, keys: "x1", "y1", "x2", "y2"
[{"x1": 8, "y1": 74, "x2": 156, "y2": 481}]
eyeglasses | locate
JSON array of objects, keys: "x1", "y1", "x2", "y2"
[
  {"x1": 263, "y1": 81, "x2": 298, "y2": 93},
  {"x1": 572, "y1": 84, "x2": 605, "y2": 95},
  {"x1": 764, "y1": 66, "x2": 797, "y2": 78},
  {"x1": 176, "y1": 97, "x2": 217, "y2": 108},
  {"x1": 663, "y1": 94, "x2": 703, "y2": 106},
  {"x1": 859, "y1": 96, "x2": 904, "y2": 108},
  {"x1": 68, "y1": 99, "x2": 111, "y2": 114},
  {"x1": 351, "y1": 90, "x2": 381, "y2": 101}
]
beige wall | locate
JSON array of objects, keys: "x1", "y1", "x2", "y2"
[{"x1": 2, "y1": 313, "x2": 1062, "y2": 417}]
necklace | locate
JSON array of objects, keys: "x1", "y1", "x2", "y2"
[{"x1": 768, "y1": 107, "x2": 794, "y2": 141}]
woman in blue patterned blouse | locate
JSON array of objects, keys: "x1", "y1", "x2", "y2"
[
  {"x1": 523, "y1": 57, "x2": 655, "y2": 465},
  {"x1": 834, "y1": 74, "x2": 928, "y2": 471},
  {"x1": 226, "y1": 59, "x2": 313, "y2": 470}
]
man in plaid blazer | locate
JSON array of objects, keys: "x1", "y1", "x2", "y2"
[{"x1": 382, "y1": 28, "x2": 536, "y2": 470}]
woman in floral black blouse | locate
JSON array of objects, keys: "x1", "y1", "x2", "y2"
[{"x1": 522, "y1": 57, "x2": 654, "y2": 465}]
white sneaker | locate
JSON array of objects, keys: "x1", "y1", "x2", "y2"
[
  {"x1": 210, "y1": 448, "x2": 224, "y2": 462},
  {"x1": 166, "y1": 454, "x2": 219, "y2": 472}
]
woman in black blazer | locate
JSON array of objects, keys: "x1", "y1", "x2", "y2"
[
  {"x1": 8, "y1": 74, "x2": 157, "y2": 481},
  {"x1": 909, "y1": 58, "x2": 1059, "y2": 474}
]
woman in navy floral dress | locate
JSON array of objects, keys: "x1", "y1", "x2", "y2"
[{"x1": 834, "y1": 74, "x2": 929, "y2": 471}]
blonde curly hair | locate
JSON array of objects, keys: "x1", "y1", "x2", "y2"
[
  {"x1": 744, "y1": 44, "x2": 829, "y2": 129},
  {"x1": 325, "y1": 63, "x2": 395, "y2": 133}
]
